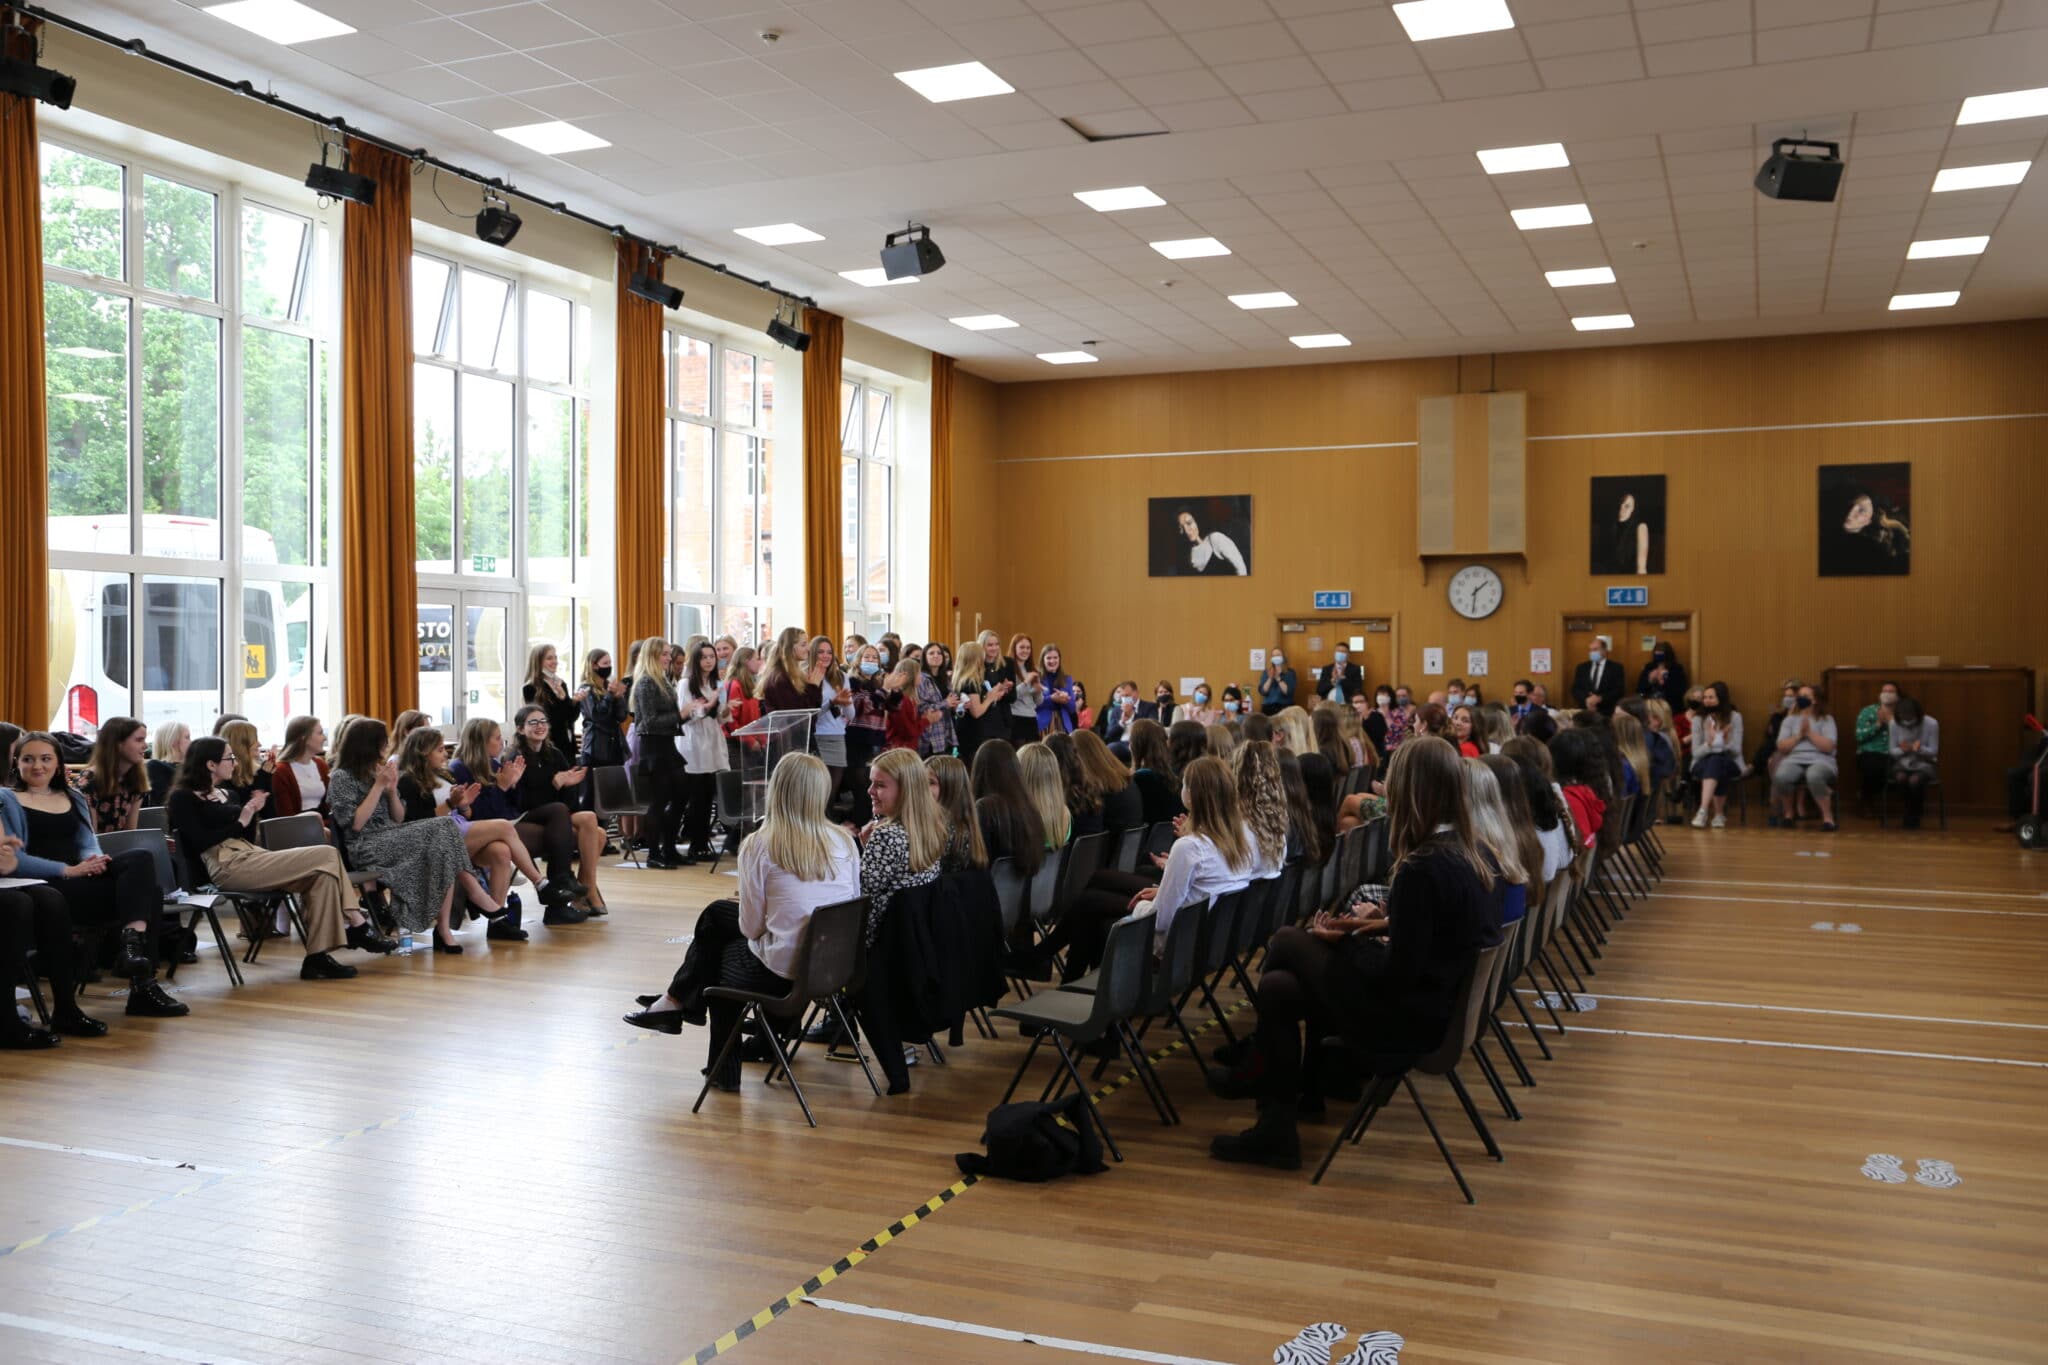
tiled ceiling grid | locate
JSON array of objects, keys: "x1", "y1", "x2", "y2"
[{"x1": 85, "y1": 0, "x2": 2048, "y2": 376}]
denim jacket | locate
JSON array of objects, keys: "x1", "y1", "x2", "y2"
[{"x1": 0, "y1": 787, "x2": 101, "y2": 880}]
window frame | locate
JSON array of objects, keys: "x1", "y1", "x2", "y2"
[
  {"x1": 662, "y1": 324, "x2": 779, "y2": 649},
  {"x1": 840, "y1": 373, "x2": 898, "y2": 639}
]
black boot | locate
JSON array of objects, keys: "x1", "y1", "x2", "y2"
[
  {"x1": 300, "y1": 952, "x2": 358, "y2": 980},
  {"x1": 347, "y1": 922, "x2": 398, "y2": 954},
  {"x1": 1209, "y1": 1103, "x2": 1301, "y2": 1170},
  {"x1": 117, "y1": 926, "x2": 153, "y2": 976},
  {"x1": 125, "y1": 977, "x2": 190, "y2": 1018}
]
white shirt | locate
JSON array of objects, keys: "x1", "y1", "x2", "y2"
[
  {"x1": 1189, "y1": 531, "x2": 1247, "y2": 575},
  {"x1": 289, "y1": 760, "x2": 325, "y2": 808},
  {"x1": 1536, "y1": 823, "x2": 1571, "y2": 885},
  {"x1": 738, "y1": 830, "x2": 861, "y2": 979},
  {"x1": 816, "y1": 676, "x2": 848, "y2": 737},
  {"x1": 1150, "y1": 824, "x2": 1257, "y2": 942},
  {"x1": 678, "y1": 681, "x2": 728, "y2": 772}
]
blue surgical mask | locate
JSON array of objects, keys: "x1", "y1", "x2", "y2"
[
  {"x1": 1194, "y1": 691, "x2": 1209, "y2": 704},
  {"x1": 1589, "y1": 649, "x2": 1604, "y2": 663},
  {"x1": 1224, "y1": 700, "x2": 1240, "y2": 714},
  {"x1": 1447, "y1": 692, "x2": 1464, "y2": 706},
  {"x1": 1334, "y1": 651, "x2": 1348, "y2": 664},
  {"x1": 860, "y1": 661, "x2": 879, "y2": 677}
]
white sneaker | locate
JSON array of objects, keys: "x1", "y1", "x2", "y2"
[
  {"x1": 1710, "y1": 814, "x2": 1727, "y2": 829},
  {"x1": 1690, "y1": 809, "x2": 1709, "y2": 829}
]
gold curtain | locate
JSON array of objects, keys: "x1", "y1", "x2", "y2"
[
  {"x1": 339, "y1": 139, "x2": 417, "y2": 722},
  {"x1": 614, "y1": 239, "x2": 666, "y2": 649},
  {"x1": 801, "y1": 308, "x2": 845, "y2": 647},
  {"x1": 0, "y1": 9, "x2": 50, "y2": 727},
  {"x1": 928, "y1": 353, "x2": 956, "y2": 648}
]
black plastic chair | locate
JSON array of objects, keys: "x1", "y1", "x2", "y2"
[
  {"x1": 99, "y1": 827, "x2": 243, "y2": 988},
  {"x1": 1879, "y1": 771, "x2": 1947, "y2": 830},
  {"x1": 591, "y1": 765, "x2": 649, "y2": 865},
  {"x1": 707, "y1": 769, "x2": 749, "y2": 874}
]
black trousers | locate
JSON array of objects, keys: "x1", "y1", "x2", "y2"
[
  {"x1": 516, "y1": 801, "x2": 577, "y2": 882},
  {"x1": 843, "y1": 728, "x2": 881, "y2": 826},
  {"x1": 1008, "y1": 713, "x2": 1041, "y2": 747},
  {"x1": 1251, "y1": 926, "x2": 1349, "y2": 1102},
  {"x1": 663, "y1": 900, "x2": 790, "y2": 1081},
  {"x1": 634, "y1": 742, "x2": 687, "y2": 852},
  {"x1": 1895, "y1": 770, "x2": 1931, "y2": 823},
  {"x1": 1037, "y1": 881, "x2": 1146, "y2": 977},
  {"x1": 47, "y1": 848, "x2": 160, "y2": 941},
  {"x1": 1856, "y1": 751, "x2": 1891, "y2": 803},
  {"x1": 1, "y1": 884, "x2": 80, "y2": 1034},
  {"x1": 680, "y1": 771, "x2": 716, "y2": 849}
]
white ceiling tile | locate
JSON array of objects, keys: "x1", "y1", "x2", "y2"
[
  {"x1": 1871, "y1": 0, "x2": 1998, "y2": 44},
  {"x1": 521, "y1": 82, "x2": 630, "y2": 118},
  {"x1": 458, "y1": 3, "x2": 596, "y2": 48},
  {"x1": 296, "y1": 31, "x2": 420, "y2": 75},
  {"x1": 1755, "y1": 0, "x2": 1873, "y2": 27},
  {"x1": 1034, "y1": 79, "x2": 1136, "y2": 115},
  {"x1": 1086, "y1": 34, "x2": 1205, "y2": 75},
  {"x1": 1213, "y1": 56, "x2": 1327, "y2": 96},
  {"x1": 1183, "y1": 21, "x2": 1306, "y2": 64},
  {"x1": 1310, "y1": 43, "x2": 1425, "y2": 82},
  {"x1": 1995, "y1": 0, "x2": 2048, "y2": 28},
  {"x1": 1045, "y1": 0, "x2": 1170, "y2": 45},
  {"x1": 1634, "y1": 0, "x2": 1752, "y2": 44},
  {"x1": 1151, "y1": 0, "x2": 1278, "y2": 30},
  {"x1": 951, "y1": 12, "x2": 1075, "y2": 55},
  {"x1": 1522, "y1": 13, "x2": 1638, "y2": 57},
  {"x1": 1758, "y1": 18, "x2": 1874, "y2": 58},
  {"x1": 1335, "y1": 75, "x2": 1442, "y2": 111},
  {"x1": 1643, "y1": 34, "x2": 1755, "y2": 75},
  {"x1": 545, "y1": 0, "x2": 693, "y2": 31},
  {"x1": 1242, "y1": 85, "x2": 1348, "y2": 121},
  {"x1": 387, "y1": 17, "x2": 512, "y2": 62},
  {"x1": 1413, "y1": 28, "x2": 1532, "y2": 71},
  {"x1": 441, "y1": 50, "x2": 575, "y2": 91},
  {"x1": 1434, "y1": 61, "x2": 1544, "y2": 99},
  {"x1": 1536, "y1": 48, "x2": 1646, "y2": 86},
  {"x1": 1151, "y1": 97, "x2": 1259, "y2": 131},
  {"x1": 800, "y1": 0, "x2": 937, "y2": 40},
  {"x1": 435, "y1": 93, "x2": 550, "y2": 128},
  {"x1": 375, "y1": 64, "x2": 491, "y2": 103},
  {"x1": 1119, "y1": 67, "x2": 1232, "y2": 103},
  {"x1": 524, "y1": 38, "x2": 657, "y2": 80}
]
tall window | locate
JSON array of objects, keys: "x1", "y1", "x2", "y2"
[
  {"x1": 664, "y1": 329, "x2": 776, "y2": 649},
  {"x1": 839, "y1": 377, "x2": 895, "y2": 639},
  {"x1": 411, "y1": 251, "x2": 594, "y2": 727},
  {"x1": 41, "y1": 136, "x2": 337, "y2": 739}
]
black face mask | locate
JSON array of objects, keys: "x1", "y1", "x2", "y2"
[
  {"x1": 1795, "y1": 696, "x2": 1813, "y2": 710},
  {"x1": 1513, "y1": 693, "x2": 1528, "y2": 705},
  {"x1": 595, "y1": 667, "x2": 612, "y2": 681},
  {"x1": 1687, "y1": 700, "x2": 1704, "y2": 713}
]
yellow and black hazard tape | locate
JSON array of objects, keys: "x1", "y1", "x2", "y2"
[{"x1": 676, "y1": 1174, "x2": 982, "y2": 1365}]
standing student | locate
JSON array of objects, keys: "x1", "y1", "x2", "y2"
[
  {"x1": 268, "y1": 715, "x2": 331, "y2": 820},
  {"x1": 330, "y1": 720, "x2": 473, "y2": 952},
  {"x1": 843, "y1": 643, "x2": 889, "y2": 824},
  {"x1": 922, "y1": 642, "x2": 954, "y2": 696},
  {"x1": 80, "y1": 716, "x2": 150, "y2": 834},
  {"x1": 917, "y1": 645, "x2": 957, "y2": 757},
  {"x1": 1770, "y1": 684, "x2": 1839, "y2": 831},
  {"x1": 677, "y1": 640, "x2": 729, "y2": 864},
  {"x1": 580, "y1": 646, "x2": 631, "y2": 823},
  {"x1": 1035, "y1": 643, "x2": 1081, "y2": 737},
  {"x1": 758, "y1": 627, "x2": 822, "y2": 717},
  {"x1": 631, "y1": 636, "x2": 689, "y2": 867},
  {"x1": 720, "y1": 645, "x2": 762, "y2": 770},
  {"x1": 522, "y1": 643, "x2": 582, "y2": 761},
  {"x1": 949, "y1": 641, "x2": 1009, "y2": 767},
  {"x1": 146, "y1": 722, "x2": 189, "y2": 805},
  {"x1": 1258, "y1": 652, "x2": 1297, "y2": 715},
  {"x1": 2, "y1": 733, "x2": 186, "y2": 1018},
  {"x1": 806, "y1": 636, "x2": 852, "y2": 792},
  {"x1": 167, "y1": 738, "x2": 395, "y2": 980},
  {"x1": 1004, "y1": 634, "x2": 1042, "y2": 746},
  {"x1": 881, "y1": 658, "x2": 934, "y2": 753}
]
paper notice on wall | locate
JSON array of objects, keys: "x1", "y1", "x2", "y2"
[
  {"x1": 1179, "y1": 678, "x2": 1203, "y2": 697},
  {"x1": 1466, "y1": 650, "x2": 1488, "y2": 677},
  {"x1": 1308, "y1": 636, "x2": 1322, "y2": 652},
  {"x1": 1641, "y1": 634, "x2": 1657, "y2": 652},
  {"x1": 1250, "y1": 648, "x2": 1266, "y2": 670},
  {"x1": 1348, "y1": 635, "x2": 1365, "y2": 651},
  {"x1": 1530, "y1": 648, "x2": 1552, "y2": 675},
  {"x1": 1422, "y1": 647, "x2": 1444, "y2": 676}
]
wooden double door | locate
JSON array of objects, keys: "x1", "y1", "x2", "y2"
[
  {"x1": 1559, "y1": 613, "x2": 1695, "y2": 700},
  {"x1": 1274, "y1": 616, "x2": 1398, "y2": 706}
]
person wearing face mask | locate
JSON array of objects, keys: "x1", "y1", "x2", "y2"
[
  {"x1": 1445, "y1": 678, "x2": 1468, "y2": 711},
  {"x1": 579, "y1": 647, "x2": 630, "y2": 773},
  {"x1": 1854, "y1": 681, "x2": 1900, "y2": 812},
  {"x1": 1258, "y1": 652, "x2": 1296, "y2": 715},
  {"x1": 1220, "y1": 686, "x2": 1247, "y2": 722},
  {"x1": 1361, "y1": 687, "x2": 1398, "y2": 754},
  {"x1": 1635, "y1": 641, "x2": 1688, "y2": 706},
  {"x1": 1177, "y1": 681, "x2": 1222, "y2": 728},
  {"x1": 1151, "y1": 681, "x2": 1176, "y2": 722},
  {"x1": 1314, "y1": 646, "x2": 1362, "y2": 704},
  {"x1": 1887, "y1": 695, "x2": 1940, "y2": 830},
  {"x1": 1570, "y1": 636, "x2": 1620, "y2": 716},
  {"x1": 1101, "y1": 681, "x2": 1145, "y2": 746},
  {"x1": 1770, "y1": 685, "x2": 1839, "y2": 831},
  {"x1": 1756, "y1": 679, "x2": 1803, "y2": 779},
  {"x1": 1510, "y1": 679, "x2": 1536, "y2": 723}
]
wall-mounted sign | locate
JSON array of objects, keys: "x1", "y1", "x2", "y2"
[
  {"x1": 1530, "y1": 648, "x2": 1552, "y2": 675},
  {"x1": 1313, "y1": 590, "x2": 1352, "y2": 610},
  {"x1": 1605, "y1": 586, "x2": 1648, "y2": 607},
  {"x1": 1422, "y1": 647, "x2": 1444, "y2": 675},
  {"x1": 1466, "y1": 650, "x2": 1488, "y2": 677}
]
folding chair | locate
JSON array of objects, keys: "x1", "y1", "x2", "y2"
[
  {"x1": 706, "y1": 769, "x2": 749, "y2": 874},
  {"x1": 99, "y1": 827, "x2": 243, "y2": 988},
  {"x1": 692, "y1": 897, "x2": 868, "y2": 1128},
  {"x1": 591, "y1": 765, "x2": 650, "y2": 866},
  {"x1": 1110, "y1": 824, "x2": 1145, "y2": 874},
  {"x1": 250, "y1": 813, "x2": 328, "y2": 953}
]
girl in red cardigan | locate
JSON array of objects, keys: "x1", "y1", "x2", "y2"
[
  {"x1": 882, "y1": 660, "x2": 931, "y2": 752},
  {"x1": 269, "y1": 716, "x2": 332, "y2": 822}
]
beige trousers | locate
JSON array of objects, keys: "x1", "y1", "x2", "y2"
[{"x1": 204, "y1": 839, "x2": 357, "y2": 956}]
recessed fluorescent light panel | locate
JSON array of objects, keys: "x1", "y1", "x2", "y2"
[
  {"x1": 1477, "y1": 142, "x2": 1569, "y2": 174},
  {"x1": 1931, "y1": 161, "x2": 2030, "y2": 192},
  {"x1": 1511, "y1": 203, "x2": 1593, "y2": 230},
  {"x1": 1889, "y1": 291, "x2": 1960, "y2": 310},
  {"x1": 1074, "y1": 186, "x2": 1165, "y2": 212},
  {"x1": 1956, "y1": 87, "x2": 2048, "y2": 125},
  {"x1": 1289, "y1": 333, "x2": 1350, "y2": 348},
  {"x1": 1571, "y1": 314, "x2": 1634, "y2": 331},
  {"x1": 1229, "y1": 292, "x2": 1298, "y2": 310},
  {"x1": 203, "y1": 0, "x2": 354, "y2": 44},
  {"x1": 950, "y1": 314, "x2": 1018, "y2": 331},
  {"x1": 734, "y1": 223, "x2": 822, "y2": 245},
  {"x1": 1545, "y1": 266, "x2": 1615, "y2": 288},
  {"x1": 1150, "y1": 237, "x2": 1230, "y2": 259},
  {"x1": 1038, "y1": 351, "x2": 1099, "y2": 364},
  {"x1": 894, "y1": 61, "x2": 1013, "y2": 103},
  {"x1": 1393, "y1": 0, "x2": 1515, "y2": 42},
  {"x1": 494, "y1": 121, "x2": 610, "y2": 154},
  {"x1": 838, "y1": 268, "x2": 915, "y2": 287},
  {"x1": 1906, "y1": 236, "x2": 1989, "y2": 259}
]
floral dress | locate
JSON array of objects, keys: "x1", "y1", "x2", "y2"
[
  {"x1": 859, "y1": 819, "x2": 941, "y2": 945},
  {"x1": 327, "y1": 766, "x2": 469, "y2": 932}
]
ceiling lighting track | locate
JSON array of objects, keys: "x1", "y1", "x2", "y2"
[{"x1": 10, "y1": 2, "x2": 816, "y2": 310}]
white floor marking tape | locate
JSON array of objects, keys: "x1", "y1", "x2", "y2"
[
  {"x1": 1660, "y1": 876, "x2": 2048, "y2": 901},
  {"x1": 805, "y1": 1298, "x2": 1242, "y2": 1365},
  {"x1": 0, "y1": 1310, "x2": 269, "y2": 1365},
  {"x1": 1505, "y1": 1022, "x2": 2048, "y2": 1069},
  {"x1": 1654, "y1": 892, "x2": 2048, "y2": 919},
  {"x1": 1514, "y1": 990, "x2": 2048, "y2": 1031},
  {"x1": 0, "y1": 1135, "x2": 233, "y2": 1174}
]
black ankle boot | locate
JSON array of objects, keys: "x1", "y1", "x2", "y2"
[
  {"x1": 347, "y1": 922, "x2": 398, "y2": 954},
  {"x1": 125, "y1": 978, "x2": 190, "y2": 1018},
  {"x1": 117, "y1": 926, "x2": 153, "y2": 976},
  {"x1": 1209, "y1": 1104, "x2": 1301, "y2": 1170}
]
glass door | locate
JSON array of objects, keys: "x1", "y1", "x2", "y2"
[{"x1": 417, "y1": 589, "x2": 518, "y2": 730}]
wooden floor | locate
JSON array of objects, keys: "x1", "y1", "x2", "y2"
[{"x1": 4, "y1": 818, "x2": 2046, "y2": 1365}]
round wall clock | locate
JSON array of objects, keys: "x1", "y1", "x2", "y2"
[{"x1": 1448, "y1": 564, "x2": 1504, "y2": 620}]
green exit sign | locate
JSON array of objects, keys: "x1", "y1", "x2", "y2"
[{"x1": 471, "y1": 554, "x2": 497, "y2": 573}]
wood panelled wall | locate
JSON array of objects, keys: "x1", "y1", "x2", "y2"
[{"x1": 949, "y1": 320, "x2": 2048, "y2": 749}]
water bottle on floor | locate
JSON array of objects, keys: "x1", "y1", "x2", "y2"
[{"x1": 398, "y1": 929, "x2": 415, "y2": 954}]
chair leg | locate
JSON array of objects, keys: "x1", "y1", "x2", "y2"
[
  {"x1": 758, "y1": 1019, "x2": 815, "y2": 1128},
  {"x1": 826, "y1": 997, "x2": 882, "y2": 1098},
  {"x1": 1314, "y1": 1076, "x2": 1394, "y2": 1183},
  {"x1": 1444, "y1": 1069, "x2": 1502, "y2": 1161},
  {"x1": 1000, "y1": 1034, "x2": 1045, "y2": 1105},
  {"x1": 1405, "y1": 1077, "x2": 1475, "y2": 1202},
  {"x1": 1489, "y1": 1012, "x2": 1535, "y2": 1085},
  {"x1": 1507, "y1": 982, "x2": 1553, "y2": 1058},
  {"x1": 1167, "y1": 1003, "x2": 1216, "y2": 1084},
  {"x1": 1118, "y1": 1020, "x2": 1178, "y2": 1126},
  {"x1": 1051, "y1": 1035, "x2": 1120, "y2": 1162},
  {"x1": 693, "y1": 1004, "x2": 752, "y2": 1114},
  {"x1": 1472, "y1": 1041, "x2": 1521, "y2": 1120}
]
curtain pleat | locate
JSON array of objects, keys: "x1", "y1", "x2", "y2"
[
  {"x1": 928, "y1": 353, "x2": 956, "y2": 648},
  {"x1": 801, "y1": 308, "x2": 845, "y2": 647},
  {"x1": 614, "y1": 239, "x2": 666, "y2": 649},
  {"x1": 339, "y1": 139, "x2": 417, "y2": 722},
  {"x1": 0, "y1": 9, "x2": 51, "y2": 727}
]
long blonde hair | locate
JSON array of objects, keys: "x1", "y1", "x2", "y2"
[
  {"x1": 455, "y1": 717, "x2": 501, "y2": 779},
  {"x1": 755, "y1": 753, "x2": 854, "y2": 882},
  {"x1": 633, "y1": 635, "x2": 675, "y2": 698},
  {"x1": 1611, "y1": 710, "x2": 1652, "y2": 794},
  {"x1": 873, "y1": 748, "x2": 948, "y2": 872},
  {"x1": 218, "y1": 720, "x2": 261, "y2": 787},
  {"x1": 391, "y1": 710, "x2": 432, "y2": 750},
  {"x1": 952, "y1": 640, "x2": 987, "y2": 692},
  {"x1": 1234, "y1": 740, "x2": 1287, "y2": 867},
  {"x1": 523, "y1": 641, "x2": 561, "y2": 697},
  {"x1": 1180, "y1": 755, "x2": 1250, "y2": 872},
  {"x1": 151, "y1": 721, "x2": 190, "y2": 762},
  {"x1": 926, "y1": 753, "x2": 987, "y2": 868},
  {"x1": 1462, "y1": 757, "x2": 1527, "y2": 885},
  {"x1": 1018, "y1": 743, "x2": 1071, "y2": 848},
  {"x1": 755, "y1": 626, "x2": 808, "y2": 699},
  {"x1": 1272, "y1": 706, "x2": 1312, "y2": 756}
]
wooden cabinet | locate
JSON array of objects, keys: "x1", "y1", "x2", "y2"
[{"x1": 1824, "y1": 667, "x2": 2036, "y2": 809}]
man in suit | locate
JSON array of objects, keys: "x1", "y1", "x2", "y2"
[
  {"x1": 1101, "y1": 681, "x2": 1149, "y2": 744},
  {"x1": 1314, "y1": 646, "x2": 1364, "y2": 704},
  {"x1": 1571, "y1": 636, "x2": 1621, "y2": 716}
]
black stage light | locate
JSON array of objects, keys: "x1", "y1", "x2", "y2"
[
  {"x1": 880, "y1": 223, "x2": 944, "y2": 280},
  {"x1": 476, "y1": 191, "x2": 522, "y2": 246},
  {"x1": 305, "y1": 143, "x2": 376, "y2": 207},
  {"x1": 1755, "y1": 138, "x2": 1844, "y2": 202},
  {"x1": 0, "y1": 52, "x2": 76, "y2": 109},
  {"x1": 629, "y1": 263, "x2": 683, "y2": 309},
  {"x1": 766, "y1": 300, "x2": 810, "y2": 352}
]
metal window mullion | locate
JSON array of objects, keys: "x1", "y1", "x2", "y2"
[
  {"x1": 221, "y1": 182, "x2": 245, "y2": 720},
  {"x1": 123, "y1": 161, "x2": 145, "y2": 704}
]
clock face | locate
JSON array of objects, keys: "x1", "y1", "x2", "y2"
[{"x1": 1448, "y1": 565, "x2": 1504, "y2": 620}]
